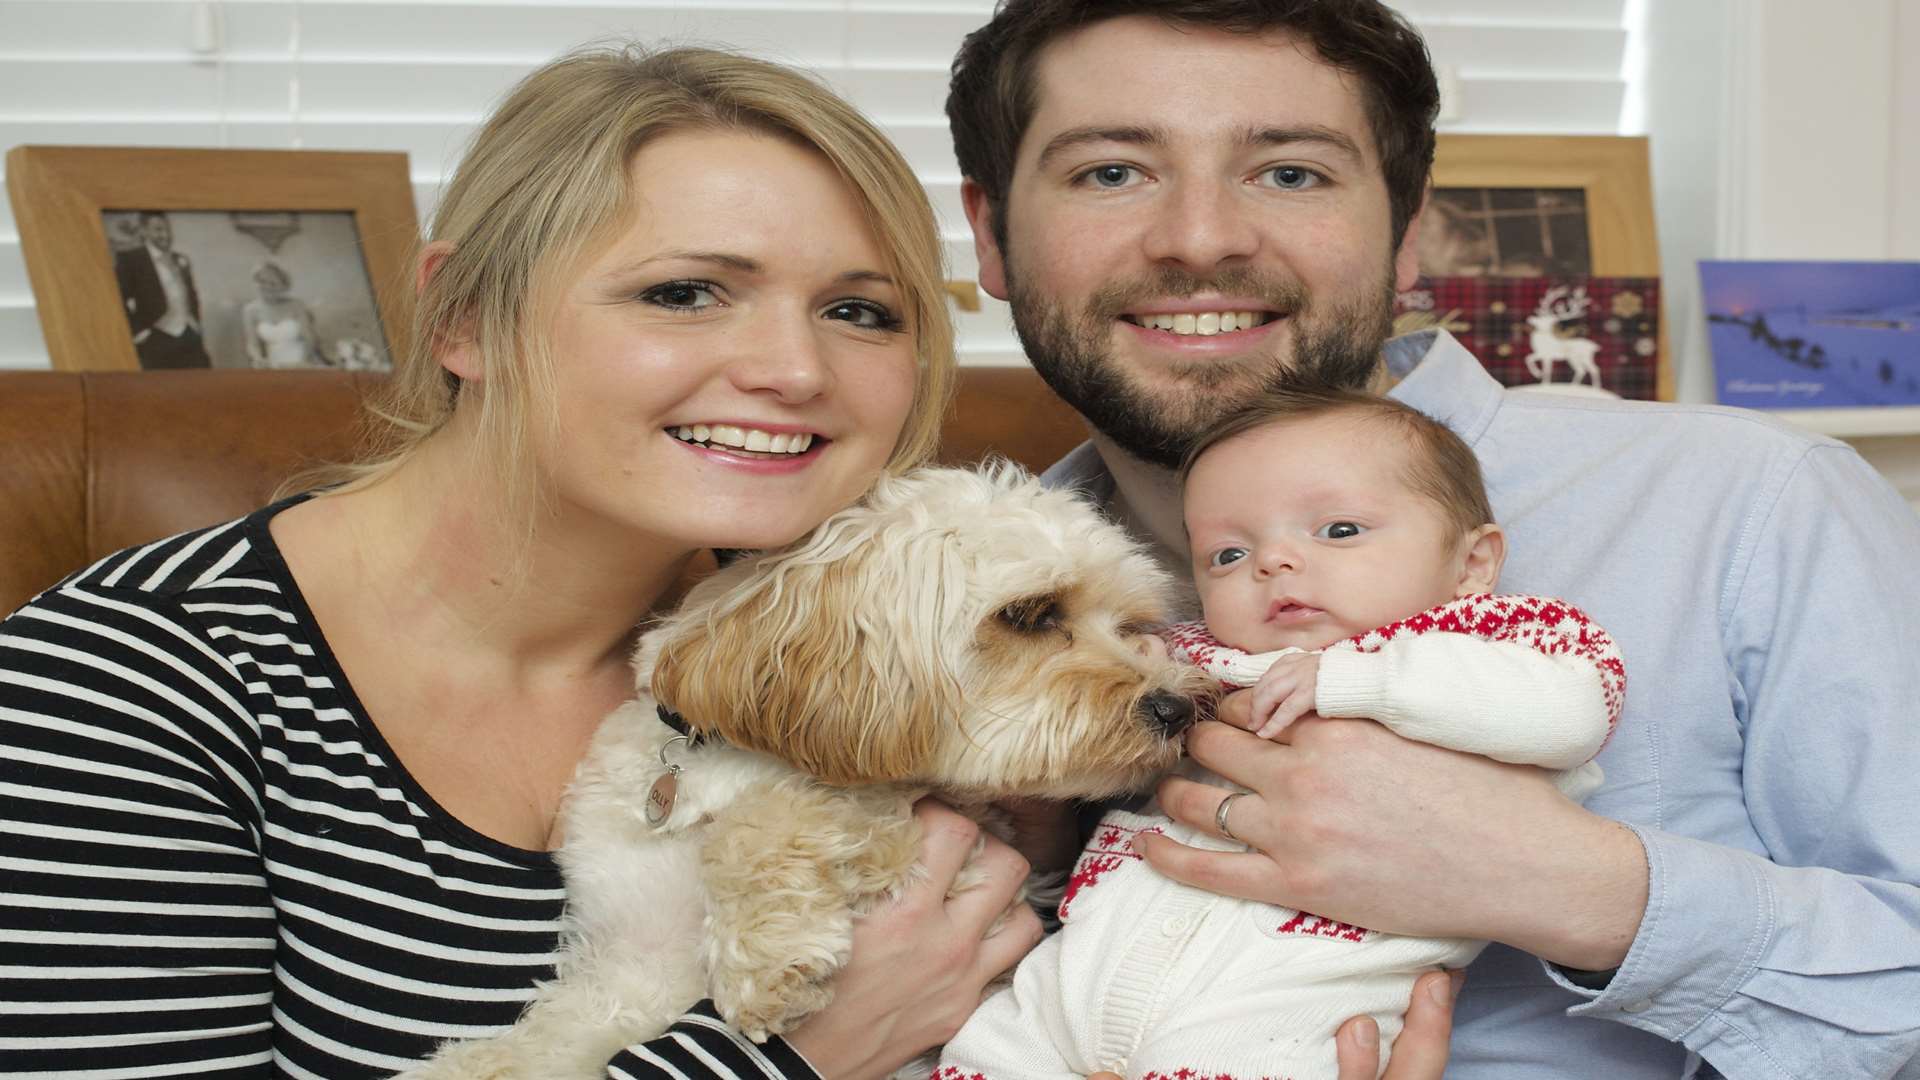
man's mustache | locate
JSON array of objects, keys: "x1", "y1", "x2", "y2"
[{"x1": 1085, "y1": 269, "x2": 1312, "y2": 321}]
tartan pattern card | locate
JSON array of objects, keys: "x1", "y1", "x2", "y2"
[{"x1": 1394, "y1": 276, "x2": 1662, "y2": 400}]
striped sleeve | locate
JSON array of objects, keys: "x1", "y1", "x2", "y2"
[
  {"x1": 607, "y1": 1001, "x2": 823, "y2": 1080},
  {"x1": 0, "y1": 578, "x2": 278, "y2": 1077}
]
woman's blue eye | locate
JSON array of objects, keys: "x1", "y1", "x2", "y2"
[
  {"x1": 1209, "y1": 547, "x2": 1247, "y2": 568},
  {"x1": 825, "y1": 300, "x2": 904, "y2": 333},
  {"x1": 1264, "y1": 166, "x2": 1320, "y2": 190},
  {"x1": 640, "y1": 281, "x2": 718, "y2": 310},
  {"x1": 1315, "y1": 521, "x2": 1364, "y2": 540}
]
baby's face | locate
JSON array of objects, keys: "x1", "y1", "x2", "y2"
[{"x1": 1185, "y1": 413, "x2": 1475, "y2": 653}]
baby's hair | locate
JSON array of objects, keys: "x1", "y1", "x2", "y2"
[{"x1": 1180, "y1": 383, "x2": 1494, "y2": 541}]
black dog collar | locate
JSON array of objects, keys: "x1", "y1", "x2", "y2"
[{"x1": 656, "y1": 704, "x2": 704, "y2": 746}]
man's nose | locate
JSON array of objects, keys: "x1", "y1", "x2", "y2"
[{"x1": 1140, "y1": 180, "x2": 1259, "y2": 272}]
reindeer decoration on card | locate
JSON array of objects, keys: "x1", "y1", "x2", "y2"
[{"x1": 1524, "y1": 285, "x2": 1604, "y2": 389}]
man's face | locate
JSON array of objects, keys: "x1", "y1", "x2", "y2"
[
  {"x1": 964, "y1": 16, "x2": 1424, "y2": 468},
  {"x1": 142, "y1": 216, "x2": 173, "y2": 250}
]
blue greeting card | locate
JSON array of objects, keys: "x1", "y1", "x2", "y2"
[{"x1": 1701, "y1": 260, "x2": 1920, "y2": 408}]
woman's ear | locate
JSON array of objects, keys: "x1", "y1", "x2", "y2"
[
  {"x1": 1454, "y1": 523, "x2": 1507, "y2": 597},
  {"x1": 417, "y1": 240, "x2": 483, "y2": 383}
]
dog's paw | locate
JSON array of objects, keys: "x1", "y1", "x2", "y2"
[{"x1": 714, "y1": 961, "x2": 837, "y2": 1042}]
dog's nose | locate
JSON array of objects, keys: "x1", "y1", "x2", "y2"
[{"x1": 1140, "y1": 691, "x2": 1195, "y2": 736}]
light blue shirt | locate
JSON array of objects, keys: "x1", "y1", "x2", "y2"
[{"x1": 1042, "y1": 330, "x2": 1920, "y2": 1079}]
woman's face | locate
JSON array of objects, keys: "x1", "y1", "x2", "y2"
[
  {"x1": 255, "y1": 272, "x2": 290, "y2": 301},
  {"x1": 537, "y1": 128, "x2": 920, "y2": 553}
]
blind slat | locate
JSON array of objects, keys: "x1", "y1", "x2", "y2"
[{"x1": 0, "y1": 0, "x2": 1628, "y2": 370}]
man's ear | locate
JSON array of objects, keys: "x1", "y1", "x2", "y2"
[
  {"x1": 961, "y1": 178, "x2": 1010, "y2": 302},
  {"x1": 1393, "y1": 185, "x2": 1430, "y2": 292},
  {"x1": 416, "y1": 240, "x2": 482, "y2": 383},
  {"x1": 1454, "y1": 523, "x2": 1506, "y2": 597}
]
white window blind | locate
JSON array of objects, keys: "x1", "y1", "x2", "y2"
[{"x1": 0, "y1": 0, "x2": 1629, "y2": 370}]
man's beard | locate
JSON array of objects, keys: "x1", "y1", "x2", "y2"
[{"x1": 1006, "y1": 264, "x2": 1397, "y2": 469}]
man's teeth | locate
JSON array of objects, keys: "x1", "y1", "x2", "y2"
[
  {"x1": 671, "y1": 424, "x2": 815, "y2": 454},
  {"x1": 1133, "y1": 311, "x2": 1269, "y2": 336}
]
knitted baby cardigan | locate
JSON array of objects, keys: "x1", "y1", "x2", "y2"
[{"x1": 934, "y1": 594, "x2": 1624, "y2": 1080}]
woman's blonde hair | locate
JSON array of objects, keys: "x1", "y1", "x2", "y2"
[{"x1": 302, "y1": 44, "x2": 955, "y2": 539}]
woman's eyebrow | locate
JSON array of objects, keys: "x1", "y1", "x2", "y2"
[{"x1": 607, "y1": 254, "x2": 892, "y2": 288}]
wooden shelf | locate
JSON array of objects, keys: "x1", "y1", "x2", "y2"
[{"x1": 1762, "y1": 406, "x2": 1920, "y2": 439}]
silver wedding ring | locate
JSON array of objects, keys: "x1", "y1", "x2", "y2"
[{"x1": 1214, "y1": 790, "x2": 1248, "y2": 842}]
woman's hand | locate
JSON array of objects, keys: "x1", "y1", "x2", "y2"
[{"x1": 784, "y1": 799, "x2": 1043, "y2": 1080}]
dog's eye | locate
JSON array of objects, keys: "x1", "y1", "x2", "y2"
[{"x1": 998, "y1": 594, "x2": 1064, "y2": 633}]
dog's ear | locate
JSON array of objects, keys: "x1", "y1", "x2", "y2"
[{"x1": 649, "y1": 518, "x2": 949, "y2": 786}]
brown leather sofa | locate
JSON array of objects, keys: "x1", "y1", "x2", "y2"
[{"x1": 0, "y1": 367, "x2": 1086, "y2": 616}]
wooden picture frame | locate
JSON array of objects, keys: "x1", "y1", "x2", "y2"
[
  {"x1": 5, "y1": 146, "x2": 418, "y2": 373},
  {"x1": 1427, "y1": 134, "x2": 1668, "y2": 399}
]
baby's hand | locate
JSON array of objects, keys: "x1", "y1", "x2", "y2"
[{"x1": 1248, "y1": 652, "x2": 1320, "y2": 739}]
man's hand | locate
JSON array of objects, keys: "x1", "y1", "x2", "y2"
[
  {"x1": 1135, "y1": 694, "x2": 1648, "y2": 971},
  {"x1": 1248, "y1": 651, "x2": 1319, "y2": 738}
]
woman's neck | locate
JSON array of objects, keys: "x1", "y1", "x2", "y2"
[{"x1": 311, "y1": 432, "x2": 697, "y2": 681}]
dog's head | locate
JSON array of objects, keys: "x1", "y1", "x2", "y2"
[{"x1": 640, "y1": 462, "x2": 1206, "y2": 799}]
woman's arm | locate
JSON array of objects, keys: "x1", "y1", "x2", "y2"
[
  {"x1": 241, "y1": 300, "x2": 267, "y2": 365},
  {"x1": 0, "y1": 590, "x2": 278, "y2": 1076}
]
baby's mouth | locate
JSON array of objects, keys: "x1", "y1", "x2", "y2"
[
  {"x1": 669, "y1": 424, "x2": 820, "y2": 458},
  {"x1": 1119, "y1": 310, "x2": 1281, "y2": 337}
]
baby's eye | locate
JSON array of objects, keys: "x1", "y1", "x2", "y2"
[
  {"x1": 1208, "y1": 547, "x2": 1248, "y2": 568},
  {"x1": 1314, "y1": 521, "x2": 1365, "y2": 540}
]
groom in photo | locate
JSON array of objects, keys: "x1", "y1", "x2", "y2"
[{"x1": 114, "y1": 211, "x2": 213, "y2": 369}]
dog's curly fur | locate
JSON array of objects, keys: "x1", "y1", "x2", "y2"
[{"x1": 400, "y1": 463, "x2": 1207, "y2": 1079}]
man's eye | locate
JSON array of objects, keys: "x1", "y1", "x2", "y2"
[
  {"x1": 1315, "y1": 521, "x2": 1364, "y2": 540},
  {"x1": 1080, "y1": 164, "x2": 1140, "y2": 189},
  {"x1": 1208, "y1": 547, "x2": 1247, "y2": 568},
  {"x1": 1261, "y1": 165, "x2": 1322, "y2": 191}
]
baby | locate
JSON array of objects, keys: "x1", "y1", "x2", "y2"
[{"x1": 935, "y1": 384, "x2": 1623, "y2": 1080}]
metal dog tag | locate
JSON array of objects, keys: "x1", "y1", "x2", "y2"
[
  {"x1": 646, "y1": 734, "x2": 691, "y2": 828},
  {"x1": 645, "y1": 770, "x2": 678, "y2": 826}
]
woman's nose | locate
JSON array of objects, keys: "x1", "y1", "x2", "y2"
[{"x1": 726, "y1": 315, "x2": 833, "y2": 404}]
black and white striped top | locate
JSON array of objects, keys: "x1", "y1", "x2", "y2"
[{"x1": 0, "y1": 501, "x2": 819, "y2": 1080}]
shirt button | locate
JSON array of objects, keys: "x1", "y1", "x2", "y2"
[
  {"x1": 1621, "y1": 999, "x2": 1653, "y2": 1014},
  {"x1": 1162, "y1": 915, "x2": 1191, "y2": 936}
]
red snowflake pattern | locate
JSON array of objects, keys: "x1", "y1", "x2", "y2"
[
  {"x1": 1165, "y1": 594, "x2": 1626, "y2": 746},
  {"x1": 1058, "y1": 819, "x2": 1160, "y2": 920}
]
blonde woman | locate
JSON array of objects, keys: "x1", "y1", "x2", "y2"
[{"x1": 0, "y1": 47, "x2": 1030, "y2": 1079}]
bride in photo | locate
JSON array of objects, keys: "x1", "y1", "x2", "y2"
[{"x1": 241, "y1": 259, "x2": 322, "y2": 368}]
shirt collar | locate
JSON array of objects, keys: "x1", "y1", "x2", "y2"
[{"x1": 1384, "y1": 328, "x2": 1506, "y2": 448}]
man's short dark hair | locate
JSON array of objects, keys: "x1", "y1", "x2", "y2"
[
  {"x1": 1180, "y1": 383, "x2": 1494, "y2": 541},
  {"x1": 947, "y1": 0, "x2": 1440, "y2": 253}
]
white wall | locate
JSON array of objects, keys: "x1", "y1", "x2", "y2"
[{"x1": 1637, "y1": 0, "x2": 1920, "y2": 505}]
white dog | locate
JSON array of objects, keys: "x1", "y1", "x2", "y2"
[{"x1": 401, "y1": 463, "x2": 1207, "y2": 1080}]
